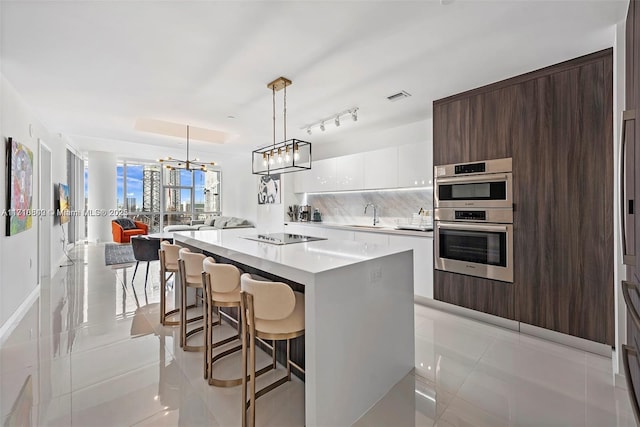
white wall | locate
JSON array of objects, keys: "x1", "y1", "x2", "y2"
[
  {"x1": 0, "y1": 74, "x2": 72, "y2": 327},
  {"x1": 220, "y1": 155, "x2": 256, "y2": 225},
  {"x1": 87, "y1": 151, "x2": 116, "y2": 243}
]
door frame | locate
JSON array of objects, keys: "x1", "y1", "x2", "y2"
[{"x1": 38, "y1": 139, "x2": 52, "y2": 280}]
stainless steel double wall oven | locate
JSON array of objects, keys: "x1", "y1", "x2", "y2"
[{"x1": 434, "y1": 158, "x2": 514, "y2": 283}]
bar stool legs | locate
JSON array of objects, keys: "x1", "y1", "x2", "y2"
[
  {"x1": 178, "y1": 249, "x2": 206, "y2": 352},
  {"x1": 159, "y1": 243, "x2": 181, "y2": 326}
]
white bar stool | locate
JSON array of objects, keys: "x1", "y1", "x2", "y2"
[
  {"x1": 178, "y1": 248, "x2": 206, "y2": 352},
  {"x1": 159, "y1": 241, "x2": 181, "y2": 326},
  {"x1": 239, "y1": 273, "x2": 305, "y2": 427}
]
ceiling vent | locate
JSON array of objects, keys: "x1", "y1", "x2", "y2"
[{"x1": 387, "y1": 90, "x2": 412, "y2": 102}]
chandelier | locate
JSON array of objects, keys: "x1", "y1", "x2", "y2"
[
  {"x1": 158, "y1": 125, "x2": 216, "y2": 171},
  {"x1": 252, "y1": 77, "x2": 312, "y2": 175}
]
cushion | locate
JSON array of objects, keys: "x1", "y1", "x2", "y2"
[
  {"x1": 115, "y1": 218, "x2": 137, "y2": 230},
  {"x1": 226, "y1": 217, "x2": 248, "y2": 227},
  {"x1": 163, "y1": 225, "x2": 196, "y2": 232},
  {"x1": 214, "y1": 217, "x2": 230, "y2": 228},
  {"x1": 204, "y1": 216, "x2": 218, "y2": 226}
]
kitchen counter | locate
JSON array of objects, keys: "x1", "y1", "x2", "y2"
[
  {"x1": 284, "y1": 220, "x2": 434, "y2": 238},
  {"x1": 174, "y1": 228, "x2": 414, "y2": 427}
]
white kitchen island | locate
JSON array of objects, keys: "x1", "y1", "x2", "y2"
[{"x1": 174, "y1": 228, "x2": 415, "y2": 427}]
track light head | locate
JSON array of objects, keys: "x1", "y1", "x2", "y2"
[
  {"x1": 335, "y1": 116, "x2": 340, "y2": 127},
  {"x1": 307, "y1": 128, "x2": 312, "y2": 135},
  {"x1": 351, "y1": 109, "x2": 358, "y2": 122},
  {"x1": 320, "y1": 122, "x2": 325, "y2": 132}
]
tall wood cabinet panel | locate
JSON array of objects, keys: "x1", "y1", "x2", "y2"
[
  {"x1": 515, "y1": 59, "x2": 614, "y2": 345},
  {"x1": 433, "y1": 99, "x2": 469, "y2": 166},
  {"x1": 433, "y1": 48, "x2": 614, "y2": 345}
]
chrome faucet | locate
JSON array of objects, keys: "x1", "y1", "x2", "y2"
[{"x1": 364, "y1": 203, "x2": 379, "y2": 226}]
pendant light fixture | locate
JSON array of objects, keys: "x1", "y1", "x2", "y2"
[
  {"x1": 252, "y1": 76, "x2": 311, "y2": 175},
  {"x1": 158, "y1": 125, "x2": 216, "y2": 171}
]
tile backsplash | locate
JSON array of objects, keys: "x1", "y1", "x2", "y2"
[{"x1": 303, "y1": 189, "x2": 432, "y2": 227}]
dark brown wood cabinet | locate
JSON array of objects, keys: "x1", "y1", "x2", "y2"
[
  {"x1": 433, "y1": 49, "x2": 614, "y2": 345},
  {"x1": 622, "y1": 0, "x2": 640, "y2": 424},
  {"x1": 434, "y1": 270, "x2": 515, "y2": 320}
]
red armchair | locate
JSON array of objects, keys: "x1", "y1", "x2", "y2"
[{"x1": 112, "y1": 219, "x2": 148, "y2": 243}]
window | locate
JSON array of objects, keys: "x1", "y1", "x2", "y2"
[
  {"x1": 161, "y1": 169, "x2": 221, "y2": 227},
  {"x1": 116, "y1": 162, "x2": 162, "y2": 232}
]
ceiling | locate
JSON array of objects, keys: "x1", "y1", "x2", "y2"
[{"x1": 0, "y1": 0, "x2": 628, "y2": 162}]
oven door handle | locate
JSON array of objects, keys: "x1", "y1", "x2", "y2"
[
  {"x1": 435, "y1": 173, "x2": 511, "y2": 185},
  {"x1": 437, "y1": 222, "x2": 509, "y2": 232}
]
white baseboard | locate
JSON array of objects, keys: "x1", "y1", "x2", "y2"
[{"x1": 0, "y1": 284, "x2": 40, "y2": 346}]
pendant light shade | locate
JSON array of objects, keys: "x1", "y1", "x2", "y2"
[{"x1": 252, "y1": 77, "x2": 312, "y2": 175}]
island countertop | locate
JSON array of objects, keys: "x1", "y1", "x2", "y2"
[{"x1": 174, "y1": 228, "x2": 413, "y2": 284}]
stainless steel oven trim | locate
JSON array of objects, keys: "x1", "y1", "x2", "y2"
[
  {"x1": 435, "y1": 173, "x2": 510, "y2": 185},
  {"x1": 434, "y1": 208, "x2": 513, "y2": 223},
  {"x1": 434, "y1": 221, "x2": 514, "y2": 283},
  {"x1": 435, "y1": 172, "x2": 512, "y2": 209},
  {"x1": 434, "y1": 157, "x2": 512, "y2": 178}
]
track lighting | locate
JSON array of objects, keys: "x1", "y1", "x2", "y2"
[{"x1": 301, "y1": 107, "x2": 359, "y2": 134}]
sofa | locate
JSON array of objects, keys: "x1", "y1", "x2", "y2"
[
  {"x1": 112, "y1": 218, "x2": 149, "y2": 243},
  {"x1": 163, "y1": 216, "x2": 253, "y2": 233}
]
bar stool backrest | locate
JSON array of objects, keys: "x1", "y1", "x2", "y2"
[
  {"x1": 160, "y1": 241, "x2": 181, "y2": 270},
  {"x1": 240, "y1": 273, "x2": 295, "y2": 321},
  {"x1": 179, "y1": 248, "x2": 205, "y2": 285},
  {"x1": 203, "y1": 258, "x2": 240, "y2": 293}
]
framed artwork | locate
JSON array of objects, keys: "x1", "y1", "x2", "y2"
[
  {"x1": 6, "y1": 138, "x2": 34, "y2": 236},
  {"x1": 57, "y1": 183, "x2": 70, "y2": 225},
  {"x1": 258, "y1": 174, "x2": 281, "y2": 205}
]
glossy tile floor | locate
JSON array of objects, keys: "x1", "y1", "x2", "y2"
[{"x1": 0, "y1": 243, "x2": 636, "y2": 426}]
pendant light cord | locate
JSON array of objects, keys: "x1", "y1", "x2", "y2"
[
  {"x1": 272, "y1": 86, "x2": 276, "y2": 148},
  {"x1": 283, "y1": 83, "x2": 287, "y2": 141}
]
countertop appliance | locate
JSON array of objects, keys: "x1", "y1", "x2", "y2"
[
  {"x1": 434, "y1": 158, "x2": 514, "y2": 282},
  {"x1": 241, "y1": 233, "x2": 327, "y2": 245},
  {"x1": 299, "y1": 205, "x2": 312, "y2": 222},
  {"x1": 434, "y1": 157, "x2": 512, "y2": 209}
]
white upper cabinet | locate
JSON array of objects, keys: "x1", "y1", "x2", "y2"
[
  {"x1": 364, "y1": 147, "x2": 398, "y2": 190},
  {"x1": 336, "y1": 153, "x2": 364, "y2": 191},
  {"x1": 295, "y1": 158, "x2": 337, "y2": 193},
  {"x1": 293, "y1": 142, "x2": 432, "y2": 193},
  {"x1": 398, "y1": 142, "x2": 432, "y2": 188}
]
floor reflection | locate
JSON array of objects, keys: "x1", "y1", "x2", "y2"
[{"x1": 0, "y1": 243, "x2": 637, "y2": 426}]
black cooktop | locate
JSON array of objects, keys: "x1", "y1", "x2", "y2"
[{"x1": 241, "y1": 233, "x2": 327, "y2": 245}]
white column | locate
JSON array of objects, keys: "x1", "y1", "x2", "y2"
[{"x1": 87, "y1": 151, "x2": 116, "y2": 243}]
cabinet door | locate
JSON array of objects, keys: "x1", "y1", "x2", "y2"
[
  {"x1": 364, "y1": 147, "x2": 398, "y2": 189},
  {"x1": 398, "y1": 143, "x2": 432, "y2": 188},
  {"x1": 353, "y1": 231, "x2": 389, "y2": 246},
  {"x1": 324, "y1": 228, "x2": 354, "y2": 241},
  {"x1": 304, "y1": 158, "x2": 337, "y2": 192},
  {"x1": 336, "y1": 153, "x2": 364, "y2": 191},
  {"x1": 389, "y1": 235, "x2": 433, "y2": 298}
]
